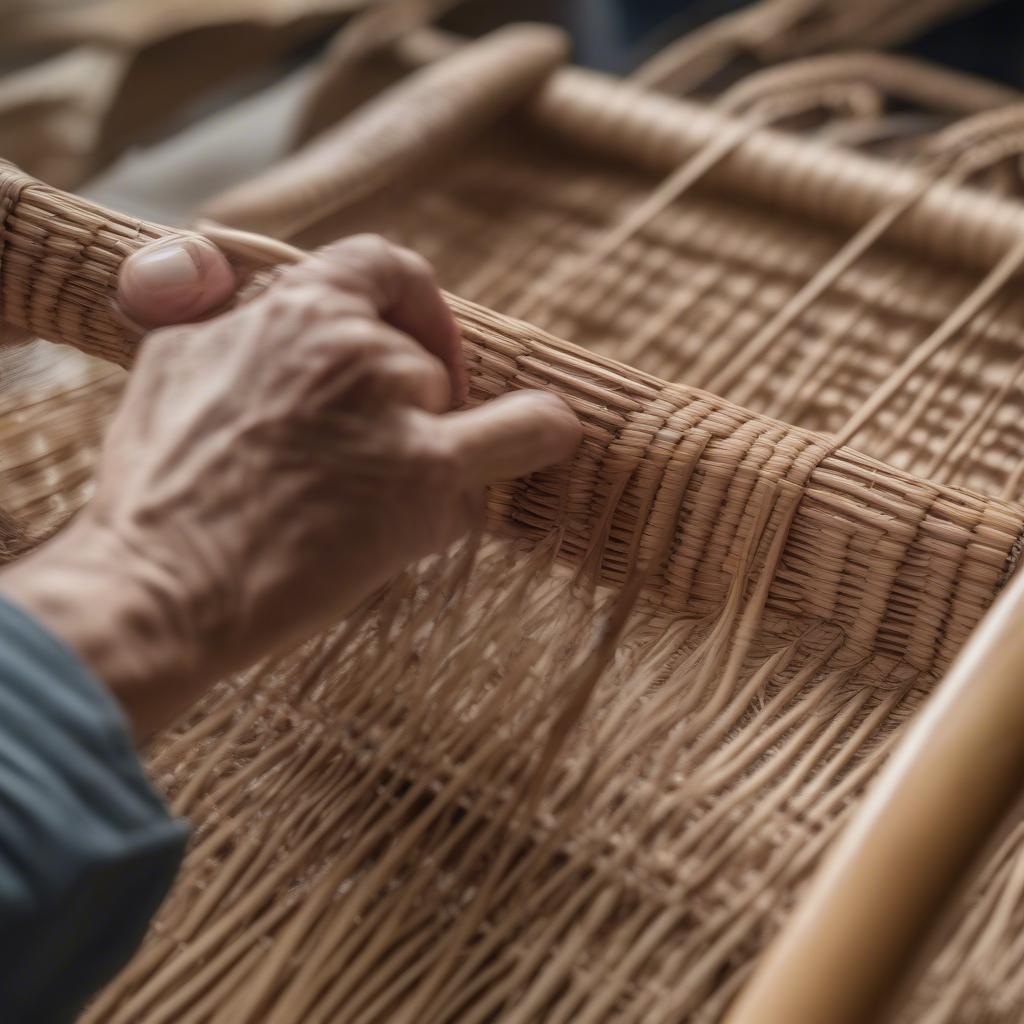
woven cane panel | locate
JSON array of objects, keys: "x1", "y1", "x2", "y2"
[
  {"x1": 5, "y1": 54, "x2": 1024, "y2": 1024},
  {"x1": 302, "y1": 127, "x2": 1024, "y2": 503},
  {"x1": 83, "y1": 564, "x2": 900, "y2": 1024},
  {"x1": 72, "y1": 297, "x2": 1024, "y2": 1023},
  {"x1": 0, "y1": 344, "x2": 119, "y2": 528},
  {"x1": 158, "y1": 116, "x2": 1024, "y2": 1017}
]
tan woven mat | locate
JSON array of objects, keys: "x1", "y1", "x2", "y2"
[{"x1": 2, "y1": 6, "x2": 1024, "y2": 1022}]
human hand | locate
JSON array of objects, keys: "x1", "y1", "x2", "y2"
[{"x1": 0, "y1": 236, "x2": 581, "y2": 737}]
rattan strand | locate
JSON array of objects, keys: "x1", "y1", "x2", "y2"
[
  {"x1": 282, "y1": 128, "x2": 1024, "y2": 496},
  {"x1": 529, "y1": 67, "x2": 1024, "y2": 276},
  {"x1": 4, "y1": 160, "x2": 1024, "y2": 1022},
  {"x1": 630, "y1": 0, "x2": 985, "y2": 94},
  {"x1": 4, "y1": 167, "x2": 1016, "y2": 680},
  {"x1": 215, "y1": 31, "x2": 1024, "y2": 276},
  {"x1": 138, "y1": 53, "x2": 1024, "y2": 1022},
  {"x1": 716, "y1": 51, "x2": 1020, "y2": 122},
  {"x1": 4, "y1": 25, "x2": 1024, "y2": 1021},
  {"x1": 195, "y1": 48, "x2": 1024, "y2": 503}
]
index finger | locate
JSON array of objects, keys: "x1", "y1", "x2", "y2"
[
  {"x1": 283, "y1": 235, "x2": 466, "y2": 405},
  {"x1": 442, "y1": 390, "x2": 583, "y2": 486}
]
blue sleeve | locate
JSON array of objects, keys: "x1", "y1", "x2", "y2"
[{"x1": 0, "y1": 597, "x2": 188, "y2": 1023}]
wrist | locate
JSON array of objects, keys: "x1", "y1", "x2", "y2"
[{"x1": 0, "y1": 517, "x2": 204, "y2": 739}]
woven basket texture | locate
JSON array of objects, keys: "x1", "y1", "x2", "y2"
[{"x1": 3, "y1": 8, "x2": 1024, "y2": 1023}]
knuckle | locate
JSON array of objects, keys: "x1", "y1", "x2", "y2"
[
  {"x1": 399, "y1": 350, "x2": 451, "y2": 410},
  {"x1": 533, "y1": 398, "x2": 567, "y2": 435},
  {"x1": 347, "y1": 232, "x2": 395, "y2": 258},
  {"x1": 343, "y1": 233, "x2": 401, "y2": 277},
  {"x1": 303, "y1": 235, "x2": 438, "y2": 312},
  {"x1": 520, "y1": 392, "x2": 579, "y2": 444},
  {"x1": 262, "y1": 280, "x2": 333, "y2": 325},
  {"x1": 309, "y1": 234, "x2": 403, "y2": 308},
  {"x1": 340, "y1": 235, "x2": 416, "y2": 306},
  {"x1": 326, "y1": 337, "x2": 387, "y2": 388},
  {"x1": 395, "y1": 246, "x2": 435, "y2": 282},
  {"x1": 336, "y1": 315, "x2": 405, "y2": 362},
  {"x1": 375, "y1": 352, "x2": 449, "y2": 409}
]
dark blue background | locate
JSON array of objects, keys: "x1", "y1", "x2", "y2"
[{"x1": 443, "y1": 0, "x2": 1024, "y2": 85}]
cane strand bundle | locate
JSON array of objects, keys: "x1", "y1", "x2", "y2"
[
  {"x1": 276, "y1": 57, "x2": 1024, "y2": 504},
  {"x1": 3, "y1": 147, "x2": 1024, "y2": 1021},
  {"x1": 2, "y1": 161, "x2": 1020, "y2": 674},
  {"x1": 7, "y1": 21, "x2": 1024, "y2": 1017}
]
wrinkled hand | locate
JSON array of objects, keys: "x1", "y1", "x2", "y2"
[{"x1": 0, "y1": 235, "x2": 581, "y2": 737}]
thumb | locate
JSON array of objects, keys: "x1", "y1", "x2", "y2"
[
  {"x1": 117, "y1": 237, "x2": 237, "y2": 329},
  {"x1": 444, "y1": 390, "x2": 583, "y2": 486}
]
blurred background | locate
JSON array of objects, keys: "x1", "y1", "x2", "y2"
[
  {"x1": 1, "y1": 0, "x2": 1021, "y2": 222},
  {"x1": 458, "y1": 0, "x2": 1024, "y2": 82}
]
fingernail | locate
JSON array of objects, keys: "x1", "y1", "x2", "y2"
[{"x1": 126, "y1": 241, "x2": 201, "y2": 296}]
